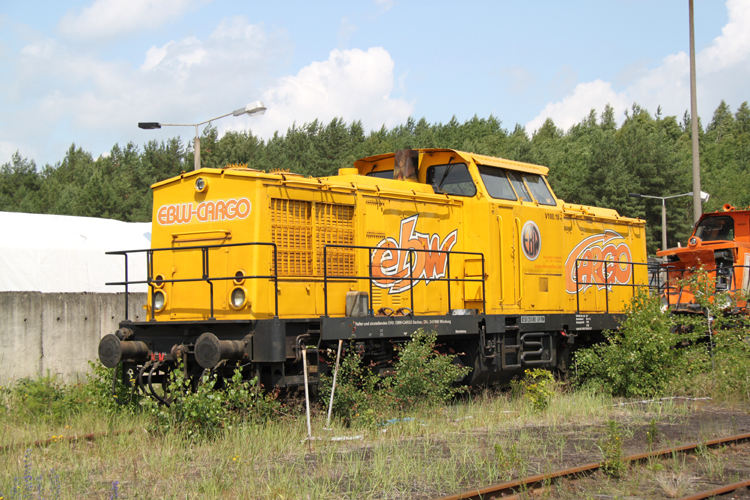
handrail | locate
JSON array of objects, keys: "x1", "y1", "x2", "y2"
[
  {"x1": 514, "y1": 217, "x2": 523, "y2": 304},
  {"x1": 321, "y1": 244, "x2": 486, "y2": 318},
  {"x1": 106, "y1": 241, "x2": 279, "y2": 320},
  {"x1": 573, "y1": 258, "x2": 653, "y2": 314},
  {"x1": 497, "y1": 215, "x2": 505, "y2": 304}
]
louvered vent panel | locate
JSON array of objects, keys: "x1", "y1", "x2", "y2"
[
  {"x1": 271, "y1": 199, "x2": 354, "y2": 277},
  {"x1": 270, "y1": 199, "x2": 313, "y2": 276},
  {"x1": 315, "y1": 203, "x2": 355, "y2": 277}
]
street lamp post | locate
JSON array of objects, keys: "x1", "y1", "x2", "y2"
[
  {"x1": 138, "y1": 101, "x2": 267, "y2": 170},
  {"x1": 629, "y1": 191, "x2": 710, "y2": 251}
]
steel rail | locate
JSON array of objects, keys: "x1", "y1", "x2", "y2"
[
  {"x1": 678, "y1": 478, "x2": 750, "y2": 500},
  {"x1": 1, "y1": 428, "x2": 137, "y2": 454},
  {"x1": 435, "y1": 431, "x2": 750, "y2": 500}
]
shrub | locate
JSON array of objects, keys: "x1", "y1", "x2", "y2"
[
  {"x1": 574, "y1": 289, "x2": 686, "y2": 397},
  {"x1": 384, "y1": 330, "x2": 471, "y2": 409},
  {"x1": 148, "y1": 362, "x2": 281, "y2": 439},
  {"x1": 575, "y1": 269, "x2": 750, "y2": 401},
  {"x1": 321, "y1": 329, "x2": 470, "y2": 427},
  {"x1": 512, "y1": 368, "x2": 557, "y2": 412},
  {"x1": 8, "y1": 374, "x2": 79, "y2": 424},
  {"x1": 319, "y1": 343, "x2": 386, "y2": 427},
  {"x1": 82, "y1": 361, "x2": 145, "y2": 415}
]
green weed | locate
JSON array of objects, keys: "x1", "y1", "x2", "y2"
[
  {"x1": 512, "y1": 368, "x2": 557, "y2": 412},
  {"x1": 599, "y1": 420, "x2": 627, "y2": 478}
]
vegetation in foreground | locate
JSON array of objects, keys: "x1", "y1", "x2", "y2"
[
  {"x1": 2, "y1": 288, "x2": 750, "y2": 498},
  {"x1": 575, "y1": 271, "x2": 750, "y2": 401}
]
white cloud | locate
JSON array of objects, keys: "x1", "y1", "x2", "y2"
[
  {"x1": 526, "y1": 80, "x2": 629, "y2": 133},
  {"x1": 2, "y1": 15, "x2": 410, "y2": 166},
  {"x1": 699, "y1": 0, "x2": 750, "y2": 71},
  {"x1": 254, "y1": 47, "x2": 413, "y2": 138},
  {"x1": 526, "y1": 0, "x2": 750, "y2": 134},
  {"x1": 2, "y1": 17, "x2": 288, "y2": 165},
  {"x1": 58, "y1": 0, "x2": 210, "y2": 40}
]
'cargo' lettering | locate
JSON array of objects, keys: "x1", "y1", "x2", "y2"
[
  {"x1": 156, "y1": 197, "x2": 252, "y2": 226},
  {"x1": 564, "y1": 230, "x2": 633, "y2": 293}
]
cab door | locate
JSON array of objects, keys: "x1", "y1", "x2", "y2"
[{"x1": 506, "y1": 172, "x2": 565, "y2": 313}]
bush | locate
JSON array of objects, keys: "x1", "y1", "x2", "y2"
[
  {"x1": 574, "y1": 289, "x2": 687, "y2": 397},
  {"x1": 511, "y1": 368, "x2": 557, "y2": 412},
  {"x1": 7, "y1": 374, "x2": 82, "y2": 424},
  {"x1": 319, "y1": 342, "x2": 386, "y2": 427},
  {"x1": 385, "y1": 330, "x2": 471, "y2": 409},
  {"x1": 575, "y1": 269, "x2": 750, "y2": 401},
  {"x1": 148, "y1": 363, "x2": 281, "y2": 440},
  {"x1": 321, "y1": 329, "x2": 470, "y2": 427},
  {"x1": 83, "y1": 361, "x2": 145, "y2": 415}
]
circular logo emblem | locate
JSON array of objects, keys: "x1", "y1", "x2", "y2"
[{"x1": 521, "y1": 221, "x2": 541, "y2": 261}]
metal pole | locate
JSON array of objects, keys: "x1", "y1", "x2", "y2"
[
  {"x1": 194, "y1": 125, "x2": 201, "y2": 171},
  {"x1": 661, "y1": 198, "x2": 668, "y2": 251},
  {"x1": 689, "y1": 0, "x2": 702, "y2": 222},
  {"x1": 303, "y1": 348, "x2": 312, "y2": 442},
  {"x1": 325, "y1": 339, "x2": 344, "y2": 429}
]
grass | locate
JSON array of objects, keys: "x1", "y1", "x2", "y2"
[{"x1": 2, "y1": 362, "x2": 750, "y2": 499}]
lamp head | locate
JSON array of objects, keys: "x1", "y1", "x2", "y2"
[
  {"x1": 233, "y1": 101, "x2": 267, "y2": 117},
  {"x1": 138, "y1": 122, "x2": 162, "y2": 129},
  {"x1": 700, "y1": 191, "x2": 710, "y2": 203},
  {"x1": 628, "y1": 193, "x2": 643, "y2": 199}
]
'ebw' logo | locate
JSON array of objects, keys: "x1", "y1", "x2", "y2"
[
  {"x1": 371, "y1": 215, "x2": 458, "y2": 294},
  {"x1": 564, "y1": 230, "x2": 633, "y2": 294}
]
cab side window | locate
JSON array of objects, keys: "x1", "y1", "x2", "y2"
[
  {"x1": 507, "y1": 171, "x2": 533, "y2": 202},
  {"x1": 426, "y1": 163, "x2": 477, "y2": 197},
  {"x1": 523, "y1": 174, "x2": 556, "y2": 206},
  {"x1": 478, "y1": 165, "x2": 516, "y2": 200}
]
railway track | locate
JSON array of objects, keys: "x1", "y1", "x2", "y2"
[
  {"x1": 436, "y1": 431, "x2": 750, "y2": 500},
  {"x1": 0, "y1": 428, "x2": 136, "y2": 454}
]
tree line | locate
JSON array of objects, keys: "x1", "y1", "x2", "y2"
[{"x1": 1, "y1": 100, "x2": 749, "y2": 254}]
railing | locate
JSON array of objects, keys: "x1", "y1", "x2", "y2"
[
  {"x1": 573, "y1": 258, "x2": 654, "y2": 314},
  {"x1": 573, "y1": 258, "x2": 750, "y2": 314},
  {"x1": 106, "y1": 242, "x2": 279, "y2": 321},
  {"x1": 322, "y1": 244, "x2": 486, "y2": 318}
]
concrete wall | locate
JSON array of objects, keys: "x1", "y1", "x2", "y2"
[{"x1": 0, "y1": 292, "x2": 147, "y2": 382}]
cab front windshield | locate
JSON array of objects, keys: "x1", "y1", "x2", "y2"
[{"x1": 694, "y1": 216, "x2": 734, "y2": 241}]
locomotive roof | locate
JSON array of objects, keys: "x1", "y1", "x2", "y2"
[{"x1": 353, "y1": 148, "x2": 549, "y2": 176}]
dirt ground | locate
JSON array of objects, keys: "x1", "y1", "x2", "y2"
[{"x1": 513, "y1": 400, "x2": 750, "y2": 499}]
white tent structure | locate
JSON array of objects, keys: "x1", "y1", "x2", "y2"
[{"x1": 0, "y1": 212, "x2": 151, "y2": 293}]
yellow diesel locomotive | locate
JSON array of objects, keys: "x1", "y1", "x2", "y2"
[{"x1": 99, "y1": 148, "x2": 648, "y2": 396}]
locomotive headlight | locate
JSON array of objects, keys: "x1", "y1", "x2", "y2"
[
  {"x1": 229, "y1": 286, "x2": 248, "y2": 310},
  {"x1": 195, "y1": 176, "x2": 208, "y2": 193},
  {"x1": 153, "y1": 290, "x2": 167, "y2": 312}
]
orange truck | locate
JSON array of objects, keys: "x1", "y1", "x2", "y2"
[
  {"x1": 99, "y1": 148, "x2": 648, "y2": 396},
  {"x1": 658, "y1": 204, "x2": 750, "y2": 313}
]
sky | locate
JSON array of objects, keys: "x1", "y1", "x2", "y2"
[{"x1": 1, "y1": 0, "x2": 749, "y2": 168}]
